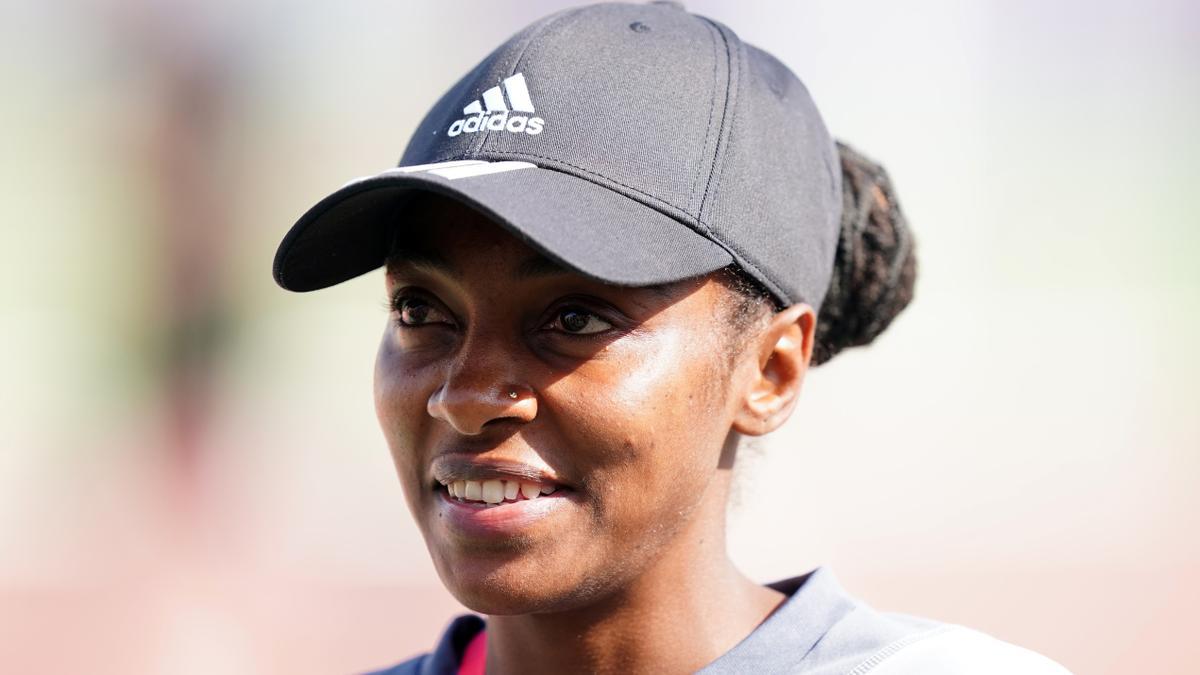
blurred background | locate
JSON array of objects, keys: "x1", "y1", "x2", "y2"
[{"x1": 3, "y1": 0, "x2": 1197, "y2": 672}]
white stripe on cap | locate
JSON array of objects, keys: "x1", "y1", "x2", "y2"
[
  {"x1": 388, "y1": 159, "x2": 486, "y2": 174},
  {"x1": 343, "y1": 160, "x2": 485, "y2": 187},
  {"x1": 343, "y1": 160, "x2": 536, "y2": 187},
  {"x1": 426, "y1": 160, "x2": 535, "y2": 180}
]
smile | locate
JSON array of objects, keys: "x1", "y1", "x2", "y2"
[
  {"x1": 436, "y1": 482, "x2": 576, "y2": 538},
  {"x1": 443, "y1": 478, "x2": 558, "y2": 506}
]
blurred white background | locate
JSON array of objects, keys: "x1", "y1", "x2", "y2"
[{"x1": 2, "y1": 0, "x2": 1197, "y2": 672}]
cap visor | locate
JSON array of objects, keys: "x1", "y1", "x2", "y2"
[{"x1": 273, "y1": 161, "x2": 733, "y2": 292}]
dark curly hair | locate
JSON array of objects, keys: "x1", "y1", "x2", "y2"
[{"x1": 716, "y1": 140, "x2": 917, "y2": 366}]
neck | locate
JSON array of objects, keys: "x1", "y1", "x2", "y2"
[{"x1": 483, "y1": 475, "x2": 786, "y2": 675}]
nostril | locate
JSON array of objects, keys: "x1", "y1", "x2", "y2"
[{"x1": 427, "y1": 382, "x2": 538, "y2": 435}]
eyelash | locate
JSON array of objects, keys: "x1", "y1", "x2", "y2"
[
  {"x1": 387, "y1": 291, "x2": 615, "y2": 336},
  {"x1": 390, "y1": 293, "x2": 450, "y2": 327}
]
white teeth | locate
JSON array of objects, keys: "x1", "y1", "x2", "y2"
[
  {"x1": 446, "y1": 477, "x2": 562, "y2": 504},
  {"x1": 463, "y1": 480, "x2": 482, "y2": 501},
  {"x1": 481, "y1": 479, "x2": 505, "y2": 504}
]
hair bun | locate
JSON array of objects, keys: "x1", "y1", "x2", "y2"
[{"x1": 811, "y1": 141, "x2": 918, "y2": 366}]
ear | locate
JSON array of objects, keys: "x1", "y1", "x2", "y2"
[{"x1": 731, "y1": 303, "x2": 816, "y2": 436}]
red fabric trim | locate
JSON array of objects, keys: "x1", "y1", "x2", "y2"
[{"x1": 457, "y1": 628, "x2": 487, "y2": 675}]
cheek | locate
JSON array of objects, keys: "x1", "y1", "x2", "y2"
[
  {"x1": 556, "y1": 328, "x2": 730, "y2": 533},
  {"x1": 373, "y1": 330, "x2": 437, "y2": 502},
  {"x1": 584, "y1": 330, "x2": 726, "y2": 446}
]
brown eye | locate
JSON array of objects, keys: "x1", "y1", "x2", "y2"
[
  {"x1": 550, "y1": 307, "x2": 612, "y2": 335},
  {"x1": 395, "y1": 296, "x2": 452, "y2": 327}
]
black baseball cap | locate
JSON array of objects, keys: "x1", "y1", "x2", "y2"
[{"x1": 273, "y1": 1, "x2": 842, "y2": 310}]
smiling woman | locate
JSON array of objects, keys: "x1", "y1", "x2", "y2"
[
  {"x1": 376, "y1": 195, "x2": 776, "y2": 623},
  {"x1": 272, "y1": 3, "x2": 1072, "y2": 674}
]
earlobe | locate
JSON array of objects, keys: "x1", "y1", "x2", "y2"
[{"x1": 731, "y1": 303, "x2": 816, "y2": 436}]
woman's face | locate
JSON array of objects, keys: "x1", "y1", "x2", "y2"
[{"x1": 374, "y1": 196, "x2": 762, "y2": 614}]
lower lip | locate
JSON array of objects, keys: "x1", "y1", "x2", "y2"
[{"x1": 435, "y1": 487, "x2": 576, "y2": 538}]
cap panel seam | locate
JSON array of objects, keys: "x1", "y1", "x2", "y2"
[
  {"x1": 476, "y1": 6, "x2": 585, "y2": 156},
  {"x1": 686, "y1": 17, "x2": 722, "y2": 220},
  {"x1": 694, "y1": 17, "x2": 738, "y2": 228},
  {"x1": 684, "y1": 20, "x2": 794, "y2": 305}
]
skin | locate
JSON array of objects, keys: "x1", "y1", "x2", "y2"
[{"x1": 374, "y1": 195, "x2": 818, "y2": 674}]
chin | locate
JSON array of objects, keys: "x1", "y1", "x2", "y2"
[
  {"x1": 430, "y1": 548, "x2": 600, "y2": 616},
  {"x1": 439, "y1": 562, "x2": 564, "y2": 615}
]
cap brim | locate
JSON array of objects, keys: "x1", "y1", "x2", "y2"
[{"x1": 272, "y1": 161, "x2": 734, "y2": 292}]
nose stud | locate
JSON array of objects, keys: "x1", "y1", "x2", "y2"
[{"x1": 507, "y1": 390, "x2": 519, "y2": 399}]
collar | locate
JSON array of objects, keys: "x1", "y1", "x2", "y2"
[{"x1": 419, "y1": 566, "x2": 856, "y2": 674}]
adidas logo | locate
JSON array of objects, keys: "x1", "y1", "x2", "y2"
[{"x1": 447, "y1": 73, "x2": 545, "y2": 137}]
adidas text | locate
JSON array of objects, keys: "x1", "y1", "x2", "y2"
[
  {"x1": 447, "y1": 72, "x2": 545, "y2": 137},
  {"x1": 448, "y1": 112, "x2": 544, "y2": 137}
]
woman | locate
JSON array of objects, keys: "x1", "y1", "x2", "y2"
[{"x1": 273, "y1": 3, "x2": 1072, "y2": 673}]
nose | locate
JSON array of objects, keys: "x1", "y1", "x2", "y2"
[{"x1": 427, "y1": 336, "x2": 538, "y2": 435}]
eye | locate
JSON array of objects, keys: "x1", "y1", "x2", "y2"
[
  {"x1": 392, "y1": 294, "x2": 453, "y2": 328},
  {"x1": 545, "y1": 307, "x2": 613, "y2": 335}
]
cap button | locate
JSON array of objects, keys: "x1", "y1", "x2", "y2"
[{"x1": 648, "y1": 0, "x2": 686, "y2": 9}]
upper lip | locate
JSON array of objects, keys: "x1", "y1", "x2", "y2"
[{"x1": 429, "y1": 454, "x2": 571, "y2": 491}]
